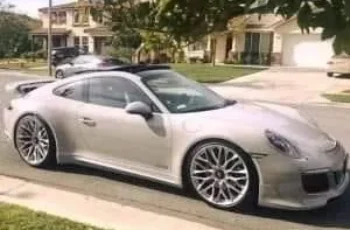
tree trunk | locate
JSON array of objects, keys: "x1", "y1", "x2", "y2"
[
  {"x1": 134, "y1": 43, "x2": 144, "y2": 64},
  {"x1": 211, "y1": 38, "x2": 217, "y2": 66},
  {"x1": 171, "y1": 48, "x2": 176, "y2": 63}
]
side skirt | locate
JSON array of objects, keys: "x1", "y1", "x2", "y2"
[{"x1": 59, "y1": 154, "x2": 182, "y2": 189}]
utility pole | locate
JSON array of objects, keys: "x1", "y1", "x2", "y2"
[{"x1": 48, "y1": 0, "x2": 53, "y2": 76}]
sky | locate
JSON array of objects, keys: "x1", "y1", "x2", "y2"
[{"x1": 7, "y1": 0, "x2": 73, "y2": 18}]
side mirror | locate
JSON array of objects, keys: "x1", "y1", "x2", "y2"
[{"x1": 125, "y1": 101, "x2": 153, "y2": 120}]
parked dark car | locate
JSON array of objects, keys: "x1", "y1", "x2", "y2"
[{"x1": 51, "y1": 47, "x2": 86, "y2": 67}]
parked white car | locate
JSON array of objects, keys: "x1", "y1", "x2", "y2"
[
  {"x1": 3, "y1": 65, "x2": 349, "y2": 211},
  {"x1": 327, "y1": 54, "x2": 350, "y2": 77},
  {"x1": 55, "y1": 55, "x2": 131, "y2": 79}
]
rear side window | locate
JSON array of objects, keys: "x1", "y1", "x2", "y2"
[{"x1": 53, "y1": 80, "x2": 87, "y2": 102}]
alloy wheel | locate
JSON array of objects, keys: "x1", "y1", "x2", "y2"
[
  {"x1": 190, "y1": 144, "x2": 250, "y2": 208},
  {"x1": 15, "y1": 116, "x2": 50, "y2": 166},
  {"x1": 56, "y1": 70, "x2": 64, "y2": 79}
]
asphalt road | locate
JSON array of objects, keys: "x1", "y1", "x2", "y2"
[{"x1": 1, "y1": 71, "x2": 350, "y2": 230}]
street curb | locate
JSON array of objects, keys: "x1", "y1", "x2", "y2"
[{"x1": 0, "y1": 175, "x2": 220, "y2": 230}]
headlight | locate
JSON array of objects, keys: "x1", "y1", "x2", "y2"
[{"x1": 265, "y1": 130, "x2": 302, "y2": 159}]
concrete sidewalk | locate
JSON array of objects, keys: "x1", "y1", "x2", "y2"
[
  {"x1": 0, "y1": 175, "x2": 220, "y2": 230},
  {"x1": 209, "y1": 67, "x2": 350, "y2": 105}
]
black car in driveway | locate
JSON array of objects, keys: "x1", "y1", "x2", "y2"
[{"x1": 51, "y1": 47, "x2": 86, "y2": 67}]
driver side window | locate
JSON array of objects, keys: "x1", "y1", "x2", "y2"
[{"x1": 87, "y1": 77, "x2": 157, "y2": 111}]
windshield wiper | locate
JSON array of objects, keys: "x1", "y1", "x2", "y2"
[{"x1": 182, "y1": 105, "x2": 225, "y2": 113}]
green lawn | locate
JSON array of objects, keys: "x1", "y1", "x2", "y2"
[
  {"x1": 171, "y1": 63, "x2": 263, "y2": 83},
  {"x1": 0, "y1": 61, "x2": 47, "y2": 70},
  {"x1": 3, "y1": 62, "x2": 263, "y2": 81},
  {"x1": 0, "y1": 203, "x2": 104, "y2": 230},
  {"x1": 323, "y1": 93, "x2": 350, "y2": 103}
]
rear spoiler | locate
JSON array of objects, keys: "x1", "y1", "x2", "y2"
[{"x1": 5, "y1": 78, "x2": 55, "y2": 96}]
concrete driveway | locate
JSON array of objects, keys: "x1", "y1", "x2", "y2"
[{"x1": 210, "y1": 67, "x2": 350, "y2": 105}]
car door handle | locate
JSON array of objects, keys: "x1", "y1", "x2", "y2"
[{"x1": 78, "y1": 117, "x2": 96, "y2": 127}]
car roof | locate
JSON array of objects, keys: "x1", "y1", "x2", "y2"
[{"x1": 75, "y1": 64, "x2": 171, "y2": 76}]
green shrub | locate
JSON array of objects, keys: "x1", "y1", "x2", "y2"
[{"x1": 35, "y1": 50, "x2": 47, "y2": 59}]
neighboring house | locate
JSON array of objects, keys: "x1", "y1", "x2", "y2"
[
  {"x1": 186, "y1": 14, "x2": 334, "y2": 68},
  {"x1": 31, "y1": 0, "x2": 112, "y2": 55}
]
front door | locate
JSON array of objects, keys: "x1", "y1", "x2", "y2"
[
  {"x1": 94, "y1": 37, "x2": 104, "y2": 55},
  {"x1": 77, "y1": 76, "x2": 172, "y2": 170},
  {"x1": 225, "y1": 35, "x2": 233, "y2": 59}
]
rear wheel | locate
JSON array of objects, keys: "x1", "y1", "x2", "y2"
[
  {"x1": 55, "y1": 70, "x2": 65, "y2": 79},
  {"x1": 15, "y1": 115, "x2": 56, "y2": 168},
  {"x1": 185, "y1": 141, "x2": 258, "y2": 211},
  {"x1": 327, "y1": 72, "x2": 334, "y2": 77}
]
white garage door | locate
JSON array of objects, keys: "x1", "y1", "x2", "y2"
[{"x1": 282, "y1": 34, "x2": 334, "y2": 68}]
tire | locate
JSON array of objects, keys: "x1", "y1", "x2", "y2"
[
  {"x1": 14, "y1": 114, "x2": 56, "y2": 168},
  {"x1": 327, "y1": 72, "x2": 334, "y2": 77},
  {"x1": 184, "y1": 141, "x2": 258, "y2": 211},
  {"x1": 55, "y1": 70, "x2": 65, "y2": 79}
]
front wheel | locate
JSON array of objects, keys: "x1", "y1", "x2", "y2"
[
  {"x1": 327, "y1": 72, "x2": 334, "y2": 77},
  {"x1": 55, "y1": 70, "x2": 65, "y2": 79},
  {"x1": 15, "y1": 115, "x2": 56, "y2": 168},
  {"x1": 185, "y1": 141, "x2": 258, "y2": 210}
]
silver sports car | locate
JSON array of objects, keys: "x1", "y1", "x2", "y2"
[{"x1": 3, "y1": 65, "x2": 349, "y2": 211}]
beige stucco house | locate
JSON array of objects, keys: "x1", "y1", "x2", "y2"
[
  {"x1": 32, "y1": 0, "x2": 334, "y2": 68},
  {"x1": 31, "y1": 0, "x2": 112, "y2": 55},
  {"x1": 186, "y1": 14, "x2": 334, "y2": 68}
]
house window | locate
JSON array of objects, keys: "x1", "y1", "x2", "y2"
[
  {"x1": 189, "y1": 40, "x2": 208, "y2": 51},
  {"x1": 82, "y1": 36, "x2": 89, "y2": 52},
  {"x1": 51, "y1": 12, "x2": 58, "y2": 24},
  {"x1": 245, "y1": 33, "x2": 260, "y2": 53},
  {"x1": 245, "y1": 32, "x2": 271, "y2": 53},
  {"x1": 74, "y1": 37, "x2": 80, "y2": 48},
  {"x1": 58, "y1": 12, "x2": 67, "y2": 24},
  {"x1": 74, "y1": 9, "x2": 80, "y2": 24},
  {"x1": 83, "y1": 8, "x2": 90, "y2": 24}
]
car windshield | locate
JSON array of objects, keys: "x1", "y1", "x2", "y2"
[{"x1": 140, "y1": 70, "x2": 235, "y2": 113}]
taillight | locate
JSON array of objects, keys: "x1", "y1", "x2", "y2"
[{"x1": 98, "y1": 62, "x2": 111, "y2": 67}]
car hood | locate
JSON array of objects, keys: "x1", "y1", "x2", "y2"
[{"x1": 184, "y1": 101, "x2": 337, "y2": 153}]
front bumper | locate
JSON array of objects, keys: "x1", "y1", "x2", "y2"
[{"x1": 254, "y1": 145, "x2": 350, "y2": 210}]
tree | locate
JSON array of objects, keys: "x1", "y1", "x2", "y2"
[
  {"x1": 95, "y1": 0, "x2": 350, "y2": 58},
  {"x1": 0, "y1": 0, "x2": 39, "y2": 58},
  {"x1": 251, "y1": 0, "x2": 350, "y2": 54},
  {"x1": 92, "y1": 0, "x2": 252, "y2": 62},
  {"x1": 157, "y1": 0, "x2": 350, "y2": 55}
]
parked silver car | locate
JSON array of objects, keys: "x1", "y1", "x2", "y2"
[
  {"x1": 3, "y1": 65, "x2": 349, "y2": 211},
  {"x1": 327, "y1": 54, "x2": 350, "y2": 77},
  {"x1": 55, "y1": 55, "x2": 131, "y2": 79}
]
